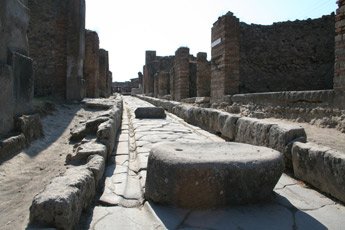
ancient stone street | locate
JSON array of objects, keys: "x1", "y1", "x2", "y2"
[{"x1": 79, "y1": 96, "x2": 345, "y2": 230}]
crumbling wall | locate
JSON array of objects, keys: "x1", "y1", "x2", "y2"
[
  {"x1": 240, "y1": 14, "x2": 335, "y2": 93},
  {"x1": 84, "y1": 30, "x2": 100, "y2": 98},
  {"x1": 28, "y1": 0, "x2": 86, "y2": 100},
  {"x1": 0, "y1": 0, "x2": 33, "y2": 136},
  {"x1": 210, "y1": 12, "x2": 335, "y2": 102},
  {"x1": 196, "y1": 52, "x2": 211, "y2": 97},
  {"x1": 335, "y1": 0, "x2": 345, "y2": 108}
]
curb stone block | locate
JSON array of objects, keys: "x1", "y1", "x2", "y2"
[
  {"x1": 29, "y1": 167, "x2": 95, "y2": 229},
  {"x1": 292, "y1": 142, "x2": 345, "y2": 203}
]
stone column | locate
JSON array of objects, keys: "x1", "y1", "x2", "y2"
[
  {"x1": 158, "y1": 71, "x2": 170, "y2": 97},
  {"x1": 143, "y1": 51, "x2": 157, "y2": 96},
  {"x1": 84, "y1": 30, "x2": 100, "y2": 98},
  {"x1": 174, "y1": 47, "x2": 190, "y2": 101},
  {"x1": 107, "y1": 71, "x2": 112, "y2": 96},
  {"x1": 335, "y1": 0, "x2": 345, "y2": 108},
  {"x1": 210, "y1": 12, "x2": 240, "y2": 103},
  {"x1": 98, "y1": 49, "x2": 109, "y2": 98},
  {"x1": 196, "y1": 52, "x2": 211, "y2": 97},
  {"x1": 66, "y1": 0, "x2": 86, "y2": 101}
]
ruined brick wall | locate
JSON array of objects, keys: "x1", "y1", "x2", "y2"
[
  {"x1": 240, "y1": 14, "x2": 335, "y2": 93},
  {"x1": 84, "y1": 30, "x2": 99, "y2": 98},
  {"x1": 0, "y1": 0, "x2": 33, "y2": 136},
  {"x1": 28, "y1": 0, "x2": 85, "y2": 100},
  {"x1": 211, "y1": 12, "x2": 240, "y2": 103},
  {"x1": 196, "y1": 52, "x2": 211, "y2": 97},
  {"x1": 98, "y1": 49, "x2": 109, "y2": 98},
  {"x1": 335, "y1": 0, "x2": 345, "y2": 107},
  {"x1": 28, "y1": 0, "x2": 67, "y2": 98},
  {"x1": 173, "y1": 47, "x2": 190, "y2": 100}
]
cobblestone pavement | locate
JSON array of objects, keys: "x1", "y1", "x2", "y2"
[{"x1": 80, "y1": 96, "x2": 345, "y2": 230}]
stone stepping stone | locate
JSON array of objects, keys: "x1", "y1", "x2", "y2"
[
  {"x1": 134, "y1": 107, "x2": 166, "y2": 119},
  {"x1": 145, "y1": 142, "x2": 284, "y2": 209}
]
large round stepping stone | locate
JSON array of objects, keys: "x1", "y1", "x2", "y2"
[{"x1": 145, "y1": 142, "x2": 284, "y2": 208}]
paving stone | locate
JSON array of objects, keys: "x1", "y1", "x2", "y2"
[
  {"x1": 115, "y1": 141, "x2": 128, "y2": 155},
  {"x1": 184, "y1": 204, "x2": 294, "y2": 230},
  {"x1": 296, "y1": 203, "x2": 345, "y2": 230},
  {"x1": 275, "y1": 184, "x2": 336, "y2": 210}
]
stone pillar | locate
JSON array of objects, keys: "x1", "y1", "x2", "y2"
[
  {"x1": 174, "y1": 47, "x2": 190, "y2": 101},
  {"x1": 84, "y1": 30, "x2": 99, "y2": 98},
  {"x1": 189, "y1": 60, "x2": 197, "y2": 98},
  {"x1": 99, "y1": 49, "x2": 109, "y2": 98},
  {"x1": 158, "y1": 71, "x2": 170, "y2": 97},
  {"x1": 335, "y1": 0, "x2": 345, "y2": 108},
  {"x1": 154, "y1": 73, "x2": 159, "y2": 98},
  {"x1": 143, "y1": 51, "x2": 157, "y2": 96},
  {"x1": 0, "y1": 0, "x2": 33, "y2": 136},
  {"x1": 196, "y1": 52, "x2": 211, "y2": 97},
  {"x1": 170, "y1": 67, "x2": 175, "y2": 99},
  {"x1": 107, "y1": 71, "x2": 112, "y2": 96},
  {"x1": 66, "y1": 0, "x2": 86, "y2": 101},
  {"x1": 211, "y1": 12, "x2": 240, "y2": 103},
  {"x1": 138, "y1": 72, "x2": 143, "y2": 89}
]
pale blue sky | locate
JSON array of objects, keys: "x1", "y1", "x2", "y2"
[{"x1": 86, "y1": 0, "x2": 337, "y2": 82}]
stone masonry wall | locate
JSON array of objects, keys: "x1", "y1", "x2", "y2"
[
  {"x1": 211, "y1": 12, "x2": 240, "y2": 103},
  {"x1": 84, "y1": 30, "x2": 100, "y2": 98},
  {"x1": 196, "y1": 52, "x2": 211, "y2": 97},
  {"x1": 28, "y1": 0, "x2": 86, "y2": 100},
  {"x1": 335, "y1": 0, "x2": 345, "y2": 108},
  {"x1": 0, "y1": 0, "x2": 33, "y2": 136},
  {"x1": 189, "y1": 59, "x2": 197, "y2": 98},
  {"x1": 173, "y1": 47, "x2": 190, "y2": 100},
  {"x1": 240, "y1": 14, "x2": 335, "y2": 93}
]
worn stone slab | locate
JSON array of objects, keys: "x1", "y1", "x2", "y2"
[
  {"x1": 292, "y1": 142, "x2": 345, "y2": 203},
  {"x1": 29, "y1": 167, "x2": 95, "y2": 229},
  {"x1": 81, "y1": 205, "x2": 164, "y2": 230},
  {"x1": 135, "y1": 107, "x2": 166, "y2": 119},
  {"x1": 87, "y1": 154, "x2": 105, "y2": 186},
  {"x1": 145, "y1": 142, "x2": 284, "y2": 208},
  {"x1": 67, "y1": 141, "x2": 107, "y2": 162}
]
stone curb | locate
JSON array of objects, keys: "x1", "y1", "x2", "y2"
[
  {"x1": 29, "y1": 96, "x2": 123, "y2": 229},
  {"x1": 136, "y1": 95, "x2": 306, "y2": 170},
  {"x1": 292, "y1": 142, "x2": 345, "y2": 204}
]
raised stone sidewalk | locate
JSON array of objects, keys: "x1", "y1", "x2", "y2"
[{"x1": 80, "y1": 96, "x2": 345, "y2": 230}]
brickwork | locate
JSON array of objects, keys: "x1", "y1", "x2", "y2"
[
  {"x1": 335, "y1": 0, "x2": 345, "y2": 107},
  {"x1": 211, "y1": 12, "x2": 240, "y2": 103},
  {"x1": 173, "y1": 47, "x2": 190, "y2": 100},
  {"x1": 99, "y1": 49, "x2": 109, "y2": 98},
  {"x1": 196, "y1": 52, "x2": 211, "y2": 97},
  {"x1": 84, "y1": 30, "x2": 99, "y2": 98},
  {"x1": 107, "y1": 71, "x2": 113, "y2": 96},
  {"x1": 28, "y1": 0, "x2": 85, "y2": 100},
  {"x1": 240, "y1": 14, "x2": 334, "y2": 93}
]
